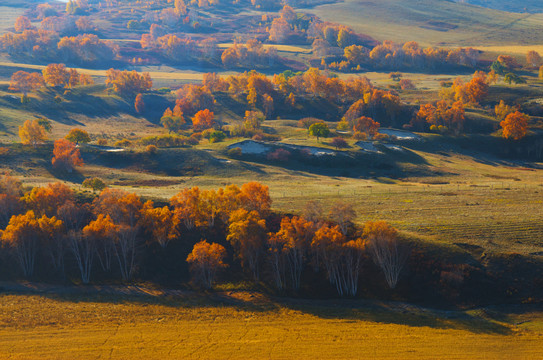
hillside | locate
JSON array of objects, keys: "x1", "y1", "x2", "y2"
[
  {"x1": 458, "y1": 0, "x2": 543, "y2": 13},
  {"x1": 306, "y1": 0, "x2": 543, "y2": 46}
]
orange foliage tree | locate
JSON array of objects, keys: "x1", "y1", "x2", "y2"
[
  {"x1": 9, "y1": 71, "x2": 43, "y2": 99},
  {"x1": 500, "y1": 111, "x2": 529, "y2": 140},
  {"x1": 52, "y1": 139, "x2": 84, "y2": 173},
  {"x1": 141, "y1": 200, "x2": 178, "y2": 248},
  {"x1": 134, "y1": 93, "x2": 145, "y2": 113},
  {"x1": 192, "y1": 109, "x2": 215, "y2": 131},
  {"x1": 105, "y1": 69, "x2": 152, "y2": 97},
  {"x1": 14, "y1": 16, "x2": 34, "y2": 32},
  {"x1": 186, "y1": 240, "x2": 227, "y2": 288},
  {"x1": 42, "y1": 63, "x2": 70, "y2": 87},
  {"x1": 353, "y1": 116, "x2": 380, "y2": 138},
  {"x1": 227, "y1": 209, "x2": 267, "y2": 280},
  {"x1": 23, "y1": 182, "x2": 74, "y2": 217},
  {"x1": 0, "y1": 174, "x2": 23, "y2": 228}
]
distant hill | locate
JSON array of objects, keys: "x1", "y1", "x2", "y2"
[
  {"x1": 306, "y1": 0, "x2": 543, "y2": 46},
  {"x1": 453, "y1": 0, "x2": 543, "y2": 13}
]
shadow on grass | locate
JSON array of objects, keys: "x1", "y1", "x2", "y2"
[{"x1": 0, "y1": 282, "x2": 514, "y2": 335}]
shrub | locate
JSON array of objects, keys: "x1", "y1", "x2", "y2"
[
  {"x1": 331, "y1": 137, "x2": 348, "y2": 149},
  {"x1": 139, "y1": 134, "x2": 190, "y2": 147},
  {"x1": 353, "y1": 131, "x2": 367, "y2": 140},
  {"x1": 145, "y1": 145, "x2": 157, "y2": 154},
  {"x1": 97, "y1": 138, "x2": 108, "y2": 146},
  {"x1": 204, "y1": 130, "x2": 226, "y2": 143},
  {"x1": 0, "y1": 147, "x2": 9, "y2": 156},
  {"x1": 336, "y1": 120, "x2": 350, "y2": 131},
  {"x1": 373, "y1": 133, "x2": 389, "y2": 141},
  {"x1": 114, "y1": 139, "x2": 132, "y2": 148},
  {"x1": 227, "y1": 147, "x2": 242, "y2": 157},
  {"x1": 267, "y1": 148, "x2": 291, "y2": 162}
]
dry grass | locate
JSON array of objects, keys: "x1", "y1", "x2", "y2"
[{"x1": 0, "y1": 293, "x2": 542, "y2": 359}]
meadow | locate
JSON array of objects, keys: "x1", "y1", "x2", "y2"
[{"x1": 0, "y1": 291, "x2": 542, "y2": 359}]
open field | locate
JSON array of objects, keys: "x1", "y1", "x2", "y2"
[
  {"x1": 305, "y1": 0, "x2": 543, "y2": 46},
  {"x1": 0, "y1": 292, "x2": 542, "y2": 359}
]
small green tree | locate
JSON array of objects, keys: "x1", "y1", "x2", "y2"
[
  {"x1": 82, "y1": 177, "x2": 106, "y2": 193},
  {"x1": 309, "y1": 122, "x2": 330, "y2": 141},
  {"x1": 65, "y1": 128, "x2": 90, "y2": 145},
  {"x1": 36, "y1": 118, "x2": 52, "y2": 133}
]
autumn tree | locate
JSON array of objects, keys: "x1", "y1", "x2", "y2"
[
  {"x1": 14, "y1": 16, "x2": 34, "y2": 32},
  {"x1": 141, "y1": 200, "x2": 178, "y2": 248},
  {"x1": 19, "y1": 119, "x2": 47, "y2": 147},
  {"x1": 353, "y1": 116, "x2": 380, "y2": 138},
  {"x1": 526, "y1": 50, "x2": 542, "y2": 68},
  {"x1": 161, "y1": 107, "x2": 185, "y2": 133},
  {"x1": 186, "y1": 240, "x2": 227, "y2": 288},
  {"x1": 1, "y1": 211, "x2": 61, "y2": 278},
  {"x1": 308, "y1": 122, "x2": 330, "y2": 141},
  {"x1": 311, "y1": 224, "x2": 365, "y2": 296},
  {"x1": 239, "y1": 181, "x2": 271, "y2": 216},
  {"x1": 24, "y1": 182, "x2": 74, "y2": 217},
  {"x1": 37, "y1": 118, "x2": 52, "y2": 133},
  {"x1": 364, "y1": 221, "x2": 407, "y2": 289},
  {"x1": 105, "y1": 69, "x2": 152, "y2": 97},
  {"x1": 65, "y1": 128, "x2": 90, "y2": 145},
  {"x1": 9, "y1": 71, "x2": 43, "y2": 101},
  {"x1": 500, "y1": 111, "x2": 529, "y2": 140},
  {"x1": 134, "y1": 93, "x2": 145, "y2": 113},
  {"x1": 0, "y1": 174, "x2": 23, "y2": 228},
  {"x1": 329, "y1": 201, "x2": 355, "y2": 235},
  {"x1": 52, "y1": 139, "x2": 84, "y2": 173},
  {"x1": 42, "y1": 63, "x2": 70, "y2": 87},
  {"x1": 243, "y1": 110, "x2": 265, "y2": 132},
  {"x1": 494, "y1": 100, "x2": 516, "y2": 121},
  {"x1": 192, "y1": 109, "x2": 215, "y2": 131},
  {"x1": 268, "y1": 216, "x2": 314, "y2": 290},
  {"x1": 227, "y1": 209, "x2": 267, "y2": 280}
]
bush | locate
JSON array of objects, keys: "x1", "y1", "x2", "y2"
[
  {"x1": 336, "y1": 120, "x2": 350, "y2": 131},
  {"x1": 204, "y1": 130, "x2": 226, "y2": 143},
  {"x1": 227, "y1": 147, "x2": 242, "y2": 157},
  {"x1": 353, "y1": 131, "x2": 367, "y2": 140},
  {"x1": 139, "y1": 134, "x2": 190, "y2": 147},
  {"x1": 331, "y1": 137, "x2": 348, "y2": 149},
  {"x1": 267, "y1": 148, "x2": 291, "y2": 162},
  {"x1": 0, "y1": 147, "x2": 9, "y2": 157},
  {"x1": 145, "y1": 145, "x2": 158, "y2": 154},
  {"x1": 97, "y1": 138, "x2": 108, "y2": 146},
  {"x1": 114, "y1": 139, "x2": 132, "y2": 147},
  {"x1": 373, "y1": 133, "x2": 389, "y2": 141}
]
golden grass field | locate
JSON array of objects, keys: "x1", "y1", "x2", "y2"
[{"x1": 0, "y1": 292, "x2": 542, "y2": 359}]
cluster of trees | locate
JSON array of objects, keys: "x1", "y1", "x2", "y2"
[
  {"x1": 9, "y1": 64, "x2": 94, "y2": 101},
  {"x1": 0, "y1": 25, "x2": 117, "y2": 65},
  {"x1": 0, "y1": 177, "x2": 407, "y2": 296},
  {"x1": 323, "y1": 41, "x2": 480, "y2": 73},
  {"x1": 105, "y1": 69, "x2": 153, "y2": 97},
  {"x1": 221, "y1": 40, "x2": 279, "y2": 69}
]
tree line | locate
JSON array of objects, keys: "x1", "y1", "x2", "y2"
[{"x1": 0, "y1": 176, "x2": 407, "y2": 296}]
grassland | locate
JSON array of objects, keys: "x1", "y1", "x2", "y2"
[
  {"x1": 0, "y1": 291, "x2": 542, "y2": 359},
  {"x1": 306, "y1": 0, "x2": 543, "y2": 46}
]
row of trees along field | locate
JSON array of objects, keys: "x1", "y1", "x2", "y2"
[
  {"x1": 2, "y1": 0, "x2": 524, "y2": 73},
  {"x1": 0, "y1": 175, "x2": 407, "y2": 296}
]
